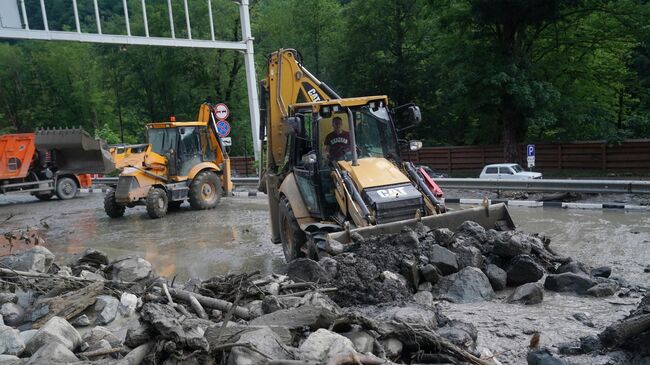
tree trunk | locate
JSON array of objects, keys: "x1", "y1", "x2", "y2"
[{"x1": 501, "y1": 108, "x2": 520, "y2": 162}]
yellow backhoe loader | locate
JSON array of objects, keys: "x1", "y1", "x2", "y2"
[
  {"x1": 104, "y1": 104, "x2": 233, "y2": 219},
  {"x1": 259, "y1": 49, "x2": 514, "y2": 262}
]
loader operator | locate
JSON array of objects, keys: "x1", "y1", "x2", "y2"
[{"x1": 324, "y1": 116, "x2": 350, "y2": 161}]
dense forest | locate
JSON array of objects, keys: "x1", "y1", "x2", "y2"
[{"x1": 0, "y1": 0, "x2": 649, "y2": 159}]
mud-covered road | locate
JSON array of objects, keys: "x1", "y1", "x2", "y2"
[{"x1": 0, "y1": 193, "x2": 648, "y2": 364}]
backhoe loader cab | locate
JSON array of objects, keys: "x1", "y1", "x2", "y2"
[
  {"x1": 104, "y1": 104, "x2": 232, "y2": 219},
  {"x1": 261, "y1": 49, "x2": 515, "y2": 262}
]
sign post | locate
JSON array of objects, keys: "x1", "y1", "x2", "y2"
[{"x1": 527, "y1": 144, "x2": 536, "y2": 169}]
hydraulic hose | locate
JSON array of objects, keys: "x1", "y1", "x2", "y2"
[
  {"x1": 405, "y1": 161, "x2": 443, "y2": 212},
  {"x1": 340, "y1": 170, "x2": 371, "y2": 221}
]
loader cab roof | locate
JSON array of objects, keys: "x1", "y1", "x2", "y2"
[
  {"x1": 146, "y1": 121, "x2": 206, "y2": 129},
  {"x1": 290, "y1": 95, "x2": 389, "y2": 111}
]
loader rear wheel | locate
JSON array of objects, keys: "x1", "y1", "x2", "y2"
[
  {"x1": 104, "y1": 189, "x2": 125, "y2": 218},
  {"x1": 55, "y1": 176, "x2": 78, "y2": 200},
  {"x1": 278, "y1": 196, "x2": 306, "y2": 262},
  {"x1": 189, "y1": 171, "x2": 221, "y2": 210},
  {"x1": 146, "y1": 187, "x2": 168, "y2": 219}
]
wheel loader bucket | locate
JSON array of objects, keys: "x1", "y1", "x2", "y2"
[
  {"x1": 328, "y1": 203, "x2": 515, "y2": 244},
  {"x1": 35, "y1": 128, "x2": 115, "y2": 174}
]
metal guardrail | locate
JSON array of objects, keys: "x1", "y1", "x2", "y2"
[
  {"x1": 93, "y1": 177, "x2": 650, "y2": 194},
  {"x1": 435, "y1": 178, "x2": 650, "y2": 194}
]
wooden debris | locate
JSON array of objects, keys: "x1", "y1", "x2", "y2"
[
  {"x1": 167, "y1": 287, "x2": 251, "y2": 320},
  {"x1": 30, "y1": 281, "x2": 104, "y2": 328}
]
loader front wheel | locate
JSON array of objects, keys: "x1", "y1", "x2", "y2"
[
  {"x1": 146, "y1": 187, "x2": 168, "y2": 219},
  {"x1": 104, "y1": 189, "x2": 125, "y2": 218},
  {"x1": 278, "y1": 196, "x2": 306, "y2": 262},
  {"x1": 189, "y1": 171, "x2": 222, "y2": 210},
  {"x1": 55, "y1": 176, "x2": 78, "y2": 200}
]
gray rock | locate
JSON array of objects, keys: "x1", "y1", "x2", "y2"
[
  {"x1": 120, "y1": 293, "x2": 138, "y2": 317},
  {"x1": 24, "y1": 316, "x2": 81, "y2": 355},
  {"x1": 506, "y1": 255, "x2": 544, "y2": 286},
  {"x1": 250, "y1": 305, "x2": 337, "y2": 330},
  {"x1": 572, "y1": 312, "x2": 594, "y2": 327},
  {"x1": 380, "y1": 271, "x2": 408, "y2": 287},
  {"x1": 555, "y1": 261, "x2": 588, "y2": 275},
  {"x1": 418, "y1": 281, "x2": 433, "y2": 292},
  {"x1": 87, "y1": 339, "x2": 111, "y2": 352},
  {"x1": 586, "y1": 282, "x2": 619, "y2": 297},
  {"x1": 342, "y1": 331, "x2": 374, "y2": 353},
  {"x1": 432, "y1": 267, "x2": 495, "y2": 303},
  {"x1": 413, "y1": 291, "x2": 433, "y2": 307},
  {"x1": 125, "y1": 324, "x2": 154, "y2": 348},
  {"x1": 0, "y1": 325, "x2": 25, "y2": 355},
  {"x1": 372, "y1": 305, "x2": 438, "y2": 328},
  {"x1": 429, "y1": 244, "x2": 459, "y2": 275},
  {"x1": 287, "y1": 258, "x2": 331, "y2": 283},
  {"x1": 0, "y1": 247, "x2": 54, "y2": 273},
  {"x1": 437, "y1": 326, "x2": 475, "y2": 351},
  {"x1": 527, "y1": 348, "x2": 567, "y2": 365},
  {"x1": 26, "y1": 342, "x2": 78, "y2": 365},
  {"x1": 590, "y1": 266, "x2": 611, "y2": 278},
  {"x1": 544, "y1": 273, "x2": 596, "y2": 294},
  {"x1": 380, "y1": 338, "x2": 403, "y2": 357},
  {"x1": 420, "y1": 264, "x2": 442, "y2": 284},
  {"x1": 485, "y1": 264, "x2": 507, "y2": 291},
  {"x1": 71, "y1": 314, "x2": 91, "y2": 327},
  {"x1": 454, "y1": 245, "x2": 484, "y2": 269},
  {"x1": 18, "y1": 330, "x2": 36, "y2": 345},
  {"x1": 298, "y1": 292, "x2": 341, "y2": 315},
  {"x1": 0, "y1": 294, "x2": 17, "y2": 304},
  {"x1": 0, "y1": 354, "x2": 19, "y2": 362},
  {"x1": 507, "y1": 283, "x2": 544, "y2": 305},
  {"x1": 74, "y1": 248, "x2": 109, "y2": 268},
  {"x1": 0, "y1": 303, "x2": 24, "y2": 327},
  {"x1": 79, "y1": 270, "x2": 105, "y2": 281},
  {"x1": 82, "y1": 326, "x2": 121, "y2": 348},
  {"x1": 110, "y1": 256, "x2": 152, "y2": 282},
  {"x1": 299, "y1": 329, "x2": 356, "y2": 361},
  {"x1": 432, "y1": 228, "x2": 453, "y2": 245},
  {"x1": 319, "y1": 257, "x2": 338, "y2": 279},
  {"x1": 261, "y1": 295, "x2": 301, "y2": 314},
  {"x1": 579, "y1": 335, "x2": 601, "y2": 353},
  {"x1": 245, "y1": 300, "x2": 264, "y2": 318},
  {"x1": 94, "y1": 295, "x2": 119, "y2": 325},
  {"x1": 493, "y1": 232, "x2": 532, "y2": 258},
  {"x1": 454, "y1": 221, "x2": 487, "y2": 243}
]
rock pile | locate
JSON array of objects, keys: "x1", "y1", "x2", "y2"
[{"x1": 296, "y1": 221, "x2": 623, "y2": 308}]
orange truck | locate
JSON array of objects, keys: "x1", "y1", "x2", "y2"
[{"x1": 0, "y1": 129, "x2": 114, "y2": 200}]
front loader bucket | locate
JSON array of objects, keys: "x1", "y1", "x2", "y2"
[
  {"x1": 35, "y1": 128, "x2": 115, "y2": 174},
  {"x1": 328, "y1": 203, "x2": 515, "y2": 244}
]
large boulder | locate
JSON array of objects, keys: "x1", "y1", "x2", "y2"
[
  {"x1": 453, "y1": 221, "x2": 487, "y2": 243},
  {"x1": 454, "y1": 245, "x2": 484, "y2": 269},
  {"x1": 506, "y1": 255, "x2": 544, "y2": 286},
  {"x1": 26, "y1": 342, "x2": 78, "y2": 365},
  {"x1": 73, "y1": 248, "x2": 109, "y2": 268},
  {"x1": 299, "y1": 329, "x2": 357, "y2": 362},
  {"x1": 0, "y1": 247, "x2": 54, "y2": 273},
  {"x1": 82, "y1": 326, "x2": 121, "y2": 348},
  {"x1": 428, "y1": 245, "x2": 459, "y2": 275},
  {"x1": 110, "y1": 256, "x2": 152, "y2": 282},
  {"x1": 24, "y1": 316, "x2": 81, "y2": 355},
  {"x1": 586, "y1": 282, "x2": 618, "y2": 297},
  {"x1": 0, "y1": 325, "x2": 24, "y2": 355},
  {"x1": 544, "y1": 273, "x2": 596, "y2": 294},
  {"x1": 371, "y1": 305, "x2": 440, "y2": 329},
  {"x1": 228, "y1": 327, "x2": 289, "y2": 365},
  {"x1": 485, "y1": 264, "x2": 507, "y2": 291},
  {"x1": 526, "y1": 348, "x2": 567, "y2": 365},
  {"x1": 590, "y1": 266, "x2": 612, "y2": 278},
  {"x1": 555, "y1": 261, "x2": 589, "y2": 275},
  {"x1": 342, "y1": 331, "x2": 374, "y2": 353},
  {"x1": 432, "y1": 267, "x2": 495, "y2": 303},
  {"x1": 0, "y1": 303, "x2": 24, "y2": 327},
  {"x1": 436, "y1": 326, "x2": 476, "y2": 351},
  {"x1": 287, "y1": 258, "x2": 331, "y2": 283},
  {"x1": 492, "y1": 232, "x2": 532, "y2": 258},
  {"x1": 507, "y1": 283, "x2": 544, "y2": 305},
  {"x1": 420, "y1": 264, "x2": 442, "y2": 284}
]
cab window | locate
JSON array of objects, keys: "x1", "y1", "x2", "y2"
[
  {"x1": 498, "y1": 167, "x2": 514, "y2": 175},
  {"x1": 485, "y1": 167, "x2": 498, "y2": 174}
]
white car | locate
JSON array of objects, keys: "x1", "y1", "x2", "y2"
[{"x1": 479, "y1": 163, "x2": 542, "y2": 180}]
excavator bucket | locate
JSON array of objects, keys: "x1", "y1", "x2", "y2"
[
  {"x1": 35, "y1": 128, "x2": 115, "y2": 174},
  {"x1": 327, "y1": 203, "x2": 515, "y2": 244}
]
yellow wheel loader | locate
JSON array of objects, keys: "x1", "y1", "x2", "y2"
[
  {"x1": 259, "y1": 49, "x2": 514, "y2": 262},
  {"x1": 104, "y1": 104, "x2": 233, "y2": 219}
]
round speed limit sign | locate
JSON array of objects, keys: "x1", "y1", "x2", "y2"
[{"x1": 213, "y1": 103, "x2": 229, "y2": 120}]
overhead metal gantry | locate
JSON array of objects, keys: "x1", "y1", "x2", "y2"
[{"x1": 0, "y1": 0, "x2": 261, "y2": 162}]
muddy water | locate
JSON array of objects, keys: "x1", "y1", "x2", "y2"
[{"x1": 0, "y1": 194, "x2": 284, "y2": 280}]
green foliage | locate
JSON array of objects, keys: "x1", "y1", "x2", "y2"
[{"x1": 1, "y1": 0, "x2": 650, "y2": 160}]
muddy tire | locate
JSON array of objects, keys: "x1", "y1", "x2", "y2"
[
  {"x1": 146, "y1": 187, "x2": 168, "y2": 219},
  {"x1": 34, "y1": 192, "x2": 54, "y2": 201},
  {"x1": 278, "y1": 196, "x2": 306, "y2": 262},
  {"x1": 55, "y1": 176, "x2": 78, "y2": 200},
  {"x1": 168, "y1": 200, "x2": 183, "y2": 211},
  {"x1": 188, "y1": 171, "x2": 222, "y2": 210},
  {"x1": 104, "y1": 189, "x2": 125, "y2": 218}
]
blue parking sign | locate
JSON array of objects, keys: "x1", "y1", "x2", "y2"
[{"x1": 527, "y1": 144, "x2": 535, "y2": 157}]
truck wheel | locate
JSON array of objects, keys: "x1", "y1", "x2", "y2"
[
  {"x1": 188, "y1": 171, "x2": 222, "y2": 210},
  {"x1": 34, "y1": 192, "x2": 54, "y2": 201},
  {"x1": 55, "y1": 176, "x2": 78, "y2": 200},
  {"x1": 146, "y1": 187, "x2": 168, "y2": 219},
  {"x1": 104, "y1": 189, "x2": 125, "y2": 218},
  {"x1": 278, "y1": 196, "x2": 306, "y2": 262}
]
